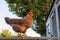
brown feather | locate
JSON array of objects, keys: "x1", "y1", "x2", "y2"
[{"x1": 5, "y1": 12, "x2": 33, "y2": 33}]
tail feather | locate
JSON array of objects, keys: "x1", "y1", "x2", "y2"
[{"x1": 5, "y1": 17, "x2": 10, "y2": 24}]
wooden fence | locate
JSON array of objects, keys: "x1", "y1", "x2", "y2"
[{"x1": 0, "y1": 37, "x2": 60, "y2": 40}]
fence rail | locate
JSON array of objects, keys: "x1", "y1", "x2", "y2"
[{"x1": 0, "y1": 37, "x2": 60, "y2": 40}]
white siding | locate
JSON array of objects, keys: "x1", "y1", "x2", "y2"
[{"x1": 46, "y1": 1, "x2": 60, "y2": 37}]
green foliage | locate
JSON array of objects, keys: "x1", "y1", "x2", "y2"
[
  {"x1": 0, "y1": 34, "x2": 2, "y2": 37},
  {"x1": 1, "y1": 29, "x2": 14, "y2": 37},
  {"x1": 17, "y1": 33, "x2": 27, "y2": 38},
  {"x1": 0, "y1": 29, "x2": 27, "y2": 37},
  {"x1": 0, "y1": 29, "x2": 13, "y2": 37},
  {"x1": 5, "y1": 0, "x2": 53, "y2": 36}
]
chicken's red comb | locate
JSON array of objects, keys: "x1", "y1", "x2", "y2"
[{"x1": 28, "y1": 12, "x2": 33, "y2": 16}]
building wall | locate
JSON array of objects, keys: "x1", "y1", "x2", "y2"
[
  {"x1": 57, "y1": 4, "x2": 60, "y2": 36},
  {"x1": 46, "y1": 0, "x2": 60, "y2": 37},
  {"x1": 46, "y1": 12, "x2": 53, "y2": 37},
  {"x1": 51, "y1": 9, "x2": 57, "y2": 37}
]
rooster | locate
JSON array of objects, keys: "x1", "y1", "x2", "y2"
[{"x1": 5, "y1": 11, "x2": 33, "y2": 33}]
